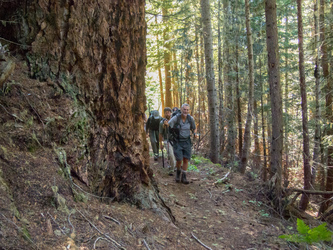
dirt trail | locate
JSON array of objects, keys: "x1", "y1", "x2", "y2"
[{"x1": 148, "y1": 154, "x2": 288, "y2": 249}]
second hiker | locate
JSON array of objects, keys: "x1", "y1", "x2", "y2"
[
  {"x1": 146, "y1": 110, "x2": 162, "y2": 161},
  {"x1": 159, "y1": 107, "x2": 176, "y2": 175},
  {"x1": 166, "y1": 103, "x2": 196, "y2": 184}
]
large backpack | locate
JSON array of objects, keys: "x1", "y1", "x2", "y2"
[
  {"x1": 171, "y1": 108, "x2": 181, "y2": 118},
  {"x1": 168, "y1": 114, "x2": 195, "y2": 143},
  {"x1": 150, "y1": 116, "x2": 161, "y2": 131}
]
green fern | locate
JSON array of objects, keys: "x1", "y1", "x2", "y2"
[{"x1": 279, "y1": 218, "x2": 332, "y2": 244}]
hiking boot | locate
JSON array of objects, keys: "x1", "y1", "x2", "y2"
[
  {"x1": 154, "y1": 156, "x2": 158, "y2": 161},
  {"x1": 175, "y1": 169, "x2": 181, "y2": 183},
  {"x1": 181, "y1": 171, "x2": 189, "y2": 184}
]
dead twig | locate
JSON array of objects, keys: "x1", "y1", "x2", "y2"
[
  {"x1": 191, "y1": 232, "x2": 213, "y2": 250},
  {"x1": 47, "y1": 212, "x2": 66, "y2": 235},
  {"x1": 72, "y1": 182, "x2": 115, "y2": 201},
  {"x1": 206, "y1": 189, "x2": 212, "y2": 199},
  {"x1": 77, "y1": 209, "x2": 126, "y2": 250},
  {"x1": 104, "y1": 215, "x2": 121, "y2": 225},
  {"x1": 0, "y1": 103, "x2": 24, "y2": 122},
  {"x1": 0, "y1": 213, "x2": 36, "y2": 248},
  {"x1": 68, "y1": 211, "x2": 75, "y2": 234},
  {"x1": 143, "y1": 239, "x2": 151, "y2": 250},
  {"x1": 93, "y1": 237, "x2": 111, "y2": 249}
]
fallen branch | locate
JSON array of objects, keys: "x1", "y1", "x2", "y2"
[
  {"x1": 214, "y1": 171, "x2": 230, "y2": 185},
  {"x1": 191, "y1": 232, "x2": 212, "y2": 250},
  {"x1": 285, "y1": 188, "x2": 333, "y2": 195},
  {"x1": 77, "y1": 209, "x2": 125, "y2": 250}
]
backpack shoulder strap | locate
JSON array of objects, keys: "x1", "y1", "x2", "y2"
[
  {"x1": 187, "y1": 115, "x2": 195, "y2": 131},
  {"x1": 176, "y1": 113, "x2": 182, "y2": 126}
]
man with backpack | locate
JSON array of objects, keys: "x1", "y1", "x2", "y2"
[
  {"x1": 165, "y1": 103, "x2": 196, "y2": 184},
  {"x1": 146, "y1": 110, "x2": 162, "y2": 161},
  {"x1": 159, "y1": 107, "x2": 176, "y2": 175}
]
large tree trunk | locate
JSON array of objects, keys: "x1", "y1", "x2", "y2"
[
  {"x1": 265, "y1": 0, "x2": 283, "y2": 208},
  {"x1": 297, "y1": 0, "x2": 311, "y2": 211},
  {"x1": 7, "y1": 0, "x2": 161, "y2": 207},
  {"x1": 201, "y1": 0, "x2": 219, "y2": 163}
]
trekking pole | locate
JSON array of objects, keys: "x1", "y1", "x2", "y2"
[{"x1": 162, "y1": 147, "x2": 165, "y2": 168}]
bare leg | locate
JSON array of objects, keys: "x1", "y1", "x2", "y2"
[
  {"x1": 182, "y1": 158, "x2": 189, "y2": 171},
  {"x1": 176, "y1": 160, "x2": 182, "y2": 170}
]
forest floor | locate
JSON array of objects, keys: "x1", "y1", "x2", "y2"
[{"x1": 0, "y1": 59, "x2": 319, "y2": 249}]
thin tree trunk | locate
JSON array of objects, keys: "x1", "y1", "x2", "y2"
[
  {"x1": 201, "y1": 0, "x2": 219, "y2": 163},
  {"x1": 265, "y1": 0, "x2": 283, "y2": 208},
  {"x1": 236, "y1": 45, "x2": 242, "y2": 157},
  {"x1": 297, "y1": 0, "x2": 311, "y2": 211},
  {"x1": 319, "y1": 0, "x2": 333, "y2": 214},
  {"x1": 218, "y1": 0, "x2": 225, "y2": 154},
  {"x1": 173, "y1": 52, "x2": 179, "y2": 108},
  {"x1": 162, "y1": 6, "x2": 173, "y2": 109},
  {"x1": 223, "y1": 0, "x2": 235, "y2": 164},
  {"x1": 313, "y1": 0, "x2": 322, "y2": 189},
  {"x1": 156, "y1": 16, "x2": 165, "y2": 113},
  {"x1": 240, "y1": 0, "x2": 255, "y2": 174},
  {"x1": 195, "y1": 23, "x2": 202, "y2": 145},
  {"x1": 284, "y1": 6, "x2": 290, "y2": 188}
]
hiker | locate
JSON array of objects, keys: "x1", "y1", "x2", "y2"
[
  {"x1": 171, "y1": 107, "x2": 181, "y2": 118},
  {"x1": 159, "y1": 107, "x2": 176, "y2": 174},
  {"x1": 166, "y1": 103, "x2": 196, "y2": 184},
  {"x1": 146, "y1": 110, "x2": 162, "y2": 161}
]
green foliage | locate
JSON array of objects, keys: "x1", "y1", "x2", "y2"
[
  {"x1": 188, "y1": 164, "x2": 200, "y2": 172},
  {"x1": 74, "y1": 190, "x2": 88, "y2": 203},
  {"x1": 279, "y1": 219, "x2": 332, "y2": 244}
]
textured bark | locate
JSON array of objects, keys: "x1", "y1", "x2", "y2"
[
  {"x1": 201, "y1": 0, "x2": 219, "y2": 163},
  {"x1": 6, "y1": 0, "x2": 161, "y2": 206},
  {"x1": 265, "y1": 0, "x2": 283, "y2": 207},
  {"x1": 297, "y1": 0, "x2": 311, "y2": 211},
  {"x1": 240, "y1": 0, "x2": 255, "y2": 174}
]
